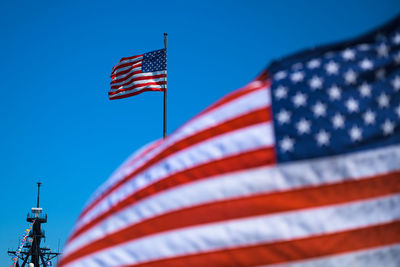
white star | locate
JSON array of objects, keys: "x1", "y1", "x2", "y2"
[
  {"x1": 309, "y1": 76, "x2": 323, "y2": 90},
  {"x1": 375, "y1": 68, "x2": 386, "y2": 80},
  {"x1": 332, "y1": 113, "x2": 345, "y2": 129},
  {"x1": 292, "y1": 92, "x2": 307, "y2": 107},
  {"x1": 393, "y1": 33, "x2": 400, "y2": 45},
  {"x1": 280, "y1": 136, "x2": 294, "y2": 152},
  {"x1": 345, "y1": 98, "x2": 359, "y2": 113},
  {"x1": 344, "y1": 69, "x2": 357, "y2": 84},
  {"x1": 363, "y1": 110, "x2": 376, "y2": 125},
  {"x1": 381, "y1": 120, "x2": 395, "y2": 135},
  {"x1": 358, "y1": 83, "x2": 372, "y2": 97},
  {"x1": 396, "y1": 105, "x2": 400, "y2": 118},
  {"x1": 394, "y1": 52, "x2": 400, "y2": 65},
  {"x1": 328, "y1": 85, "x2": 342, "y2": 100},
  {"x1": 296, "y1": 118, "x2": 311, "y2": 134},
  {"x1": 342, "y1": 48, "x2": 356, "y2": 60},
  {"x1": 325, "y1": 61, "x2": 339, "y2": 75},
  {"x1": 315, "y1": 130, "x2": 330, "y2": 146},
  {"x1": 349, "y1": 126, "x2": 362, "y2": 141},
  {"x1": 359, "y1": 58, "x2": 373, "y2": 70},
  {"x1": 290, "y1": 71, "x2": 305, "y2": 83},
  {"x1": 391, "y1": 76, "x2": 400, "y2": 91},
  {"x1": 376, "y1": 43, "x2": 389, "y2": 57},
  {"x1": 277, "y1": 109, "x2": 291, "y2": 124},
  {"x1": 275, "y1": 86, "x2": 288, "y2": 99},
  {"x1": 312, "y1": 102, "x2": 327, "y2": 117},
  {"x1": 307, "y1": 59, "x2": 321, "y2": 69},
  {"x1": 358, "y1": 44, "x2": 370, "y2": 51},
  {"x1": 274, "y1": 71, "x2": 287, "y2": 81},
  {"x1": 377, "y1": 93, "x2": 390, "y2": 108}
]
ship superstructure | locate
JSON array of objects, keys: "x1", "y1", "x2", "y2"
[{"x1": 8, "y1": 182, "x2": 61, "y2": 267}]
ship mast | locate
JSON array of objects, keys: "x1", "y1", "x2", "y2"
[{"x1": 8, "y1": 182, "x2": 61, "y2": 267}]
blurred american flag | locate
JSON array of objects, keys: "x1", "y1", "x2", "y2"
[{"x1": 60, "y1": 15, "x2": 400, "y2": 267}]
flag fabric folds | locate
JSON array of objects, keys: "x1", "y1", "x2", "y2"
[
  {"x1": 109, "y1": 48, "x2": 167, "y2": 100},
  {"x1": 60, "y1": 16, "x2": 400, "y2": 266}
]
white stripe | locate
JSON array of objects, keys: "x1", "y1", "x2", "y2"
[
  {"x1": 112, "y1": 61, "x2": 142, "y2": 78},
  {"x1": 64, "y1": 194, "x2": 400, "y2": 267},
  {"x1": 265, "y1": 244, "x2": 400, "y2": 267},
  {"x1": 113, "y1": 66, "x2": 142, "y2": 82},
  {"x1": 75, "y1": 122, "x2": 274, "y2": 231},
  {"x1": 112, "y1": 66, "x2": 142, "y2": 81},
  {"x1": 110, "y1": 85, "x2": 165, "y2": 98},
  {"x1": 111, "y1": 70, "x2": 167, "y2": 89},
  {"x1": 112, "y1": 56, "x2": 143, "y2": 75},
  {"x1": 114, "y1": 77, "x2": 166, "y2": 91},
  {"x1": 110, "y1": 77, "x2": 167, "y2": 95},
  {"x1": 63, "y1": 144, "x2": 400, "y2": 256},
  {"x1": 89, "y1": 85, "x2": 270, "y2": 207}
]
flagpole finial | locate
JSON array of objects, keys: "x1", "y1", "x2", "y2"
[{"x1": 164, "y1": 33, "x2": 168, "y2": 50}]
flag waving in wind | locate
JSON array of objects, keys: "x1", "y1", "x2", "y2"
[
  {"x1": 60, "y1": 15, "x2": 400, "y2": 267},
  {"x1": 109, "y1": 48, "x2": 167, "y2": 100}
]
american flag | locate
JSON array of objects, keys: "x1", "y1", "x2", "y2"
[
  {"x1": 109, "y1": 48, "x2": 166, "y2": 100},
  {"x1": 60, "y1": 16, "x2": 400, "y2": 267}
]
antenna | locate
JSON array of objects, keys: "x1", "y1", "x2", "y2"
[{"x1": 36, "y1": 182, "x2": 42, "y2": 208}]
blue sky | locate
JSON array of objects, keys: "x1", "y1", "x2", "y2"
[{"x1": 1, "y1": 0, "x2": 399, "y2": 265}]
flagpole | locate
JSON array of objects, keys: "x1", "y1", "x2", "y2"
[{"x1": 163, "y1": 33, "x2": 168, "y2": 139}]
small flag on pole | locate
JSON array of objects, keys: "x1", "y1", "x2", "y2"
[{"x1": 109, "y1": 48, "x2": 167, "y2": 100}]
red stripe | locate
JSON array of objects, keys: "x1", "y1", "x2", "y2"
[
  {"x1": 111, "y1": 69, "x2": 142, "y2": 80},
  {"x1": 112, "y1": 61, "x2": 142, "y2": 79},
  {"x1": 111, "y1": 69, "x2": 161, "y2": 86},
  {"x1": 112, "y1": 63, "x2": 142, "y2": 79},
  {"x1": 60, "y1": 171, "x2": 400, "y2": 265},
  {"x1": 111, "y1": 63, "x2": 142, "y2": 82},
  {"x1": 75, "y1": 106, "x2": 272, "y2": 226},
  {"x1": 110, "y1": 74, "x2": 167, "y2": 89},
  {"x1": 112, "y1": 55, "x2": 142, "y2": 74},
  {"x1": 109, "y1": 81, "x2": 167, "y2": 96},
  {"x1": 69, "y1": 147, "x2": 275, "y2": 242},
  {"x1": 109, "y1": 88, "x2": 164, "y2": 100},
  {"x1": 124, "y1": 221, "x2": 400, "y2": 267},
  {"x1": 112, "y1": 64, "x2": 142, "y2": 79},
  {"x1": 199, "y1": 80, "x2": 270, "y2": 115},
  {"x1": 119, "y1": 54, "x2": 142, "y2": 62},
  {"x1": 255, "y1": 69, "x2": 268, "y2": 81}
]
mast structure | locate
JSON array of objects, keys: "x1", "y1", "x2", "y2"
[{"x1": 8, "y1": 182, "x2": 61, "y2": 267}]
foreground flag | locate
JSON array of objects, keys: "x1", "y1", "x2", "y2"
[
  {"x1": 109, "y1": 48, "x2": 167, "y2": 100},
  {"x1": 60, "y1": 16, "x2": 400, "y2": 267}
]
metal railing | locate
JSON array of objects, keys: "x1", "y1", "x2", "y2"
[{"x1": 27, "y1": 212, "x2": 47, "y2": 222}]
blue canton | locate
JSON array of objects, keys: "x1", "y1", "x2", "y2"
[
  {"x1": 142, "y1": 49, "x2": 167, "y2": 73},
  {"x1": 268, "y1": 16, "x2": 400, "y2": 163}
]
